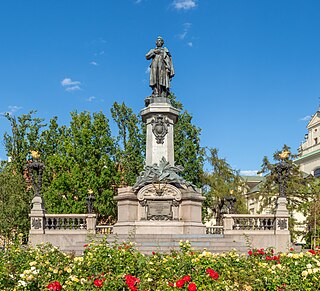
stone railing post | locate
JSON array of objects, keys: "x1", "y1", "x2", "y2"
[
  {"x1": 223, "y1": 214, "x2": 233, "y2": 233},
  {"x1": 86, "y1": 214, "x2": 97, "y2": 234},
  {"x1": 29, "y1": 196, "x2": 46, "y2": 235},
  {"x1": 274, "y1": 196, "x2": 291, "y2": 251}
]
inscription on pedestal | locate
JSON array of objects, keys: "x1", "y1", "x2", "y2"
[{"x1": 147, "y1": 200, "x2": 172, "y2": 220}]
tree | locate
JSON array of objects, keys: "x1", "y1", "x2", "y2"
[
  {"x1": 111, "y1": 102, "x2": 144, "y2": 186},
  {"x1": 298, "y1": 177, "x2": 320, "y2": 248},
  {"x1": 0, "y1": 162, "x2": 32, "y2": 245},
  {"x1": 202, "y1": 148, "x2": 248, "y2": 224},
  {"x1": 42, "y1": 111, "x2": 119, "y2": 221},
  {"x1": 257, "y1": 145, "x2": 311, "y2": 240},
  {"x1": 3, "y1": 111, "x2": 46, "y2": 175},
  {"x1": 168, "y1": 94, "x2": 205, "y2": 187},
  {"x1": 258, "y1": 145, "x2": 310, "y2": 211}
]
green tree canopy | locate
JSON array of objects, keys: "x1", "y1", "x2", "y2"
[
  {"x1": 111, "y1": 102, "x2": 144, "y2": 186},
  {"x1": 202, "y1": 148, "x2": 248, "y2": 224},
  {"x1": 168, "y1": 94, "x2": 205, "y2": 187},
  {"x1": 0, "y1": 162, "x2": 32, "y2": 245}
]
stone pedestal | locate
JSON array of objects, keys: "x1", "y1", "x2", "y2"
[
  {"x1": 29, "y1": 196, "x2": 46, "y2": 235},
  {"x1": 141, "y1": 98, "x2": 179, "y2": 166},
  {"x1": 113, "y1": 184, "x2": 206, "y2": 235},
  {"x1": 275, "y1": 196, "x2": 291, "y2": 251},
  {"x1": 113, "y1": 96, "x2": 206, "y2": 236}
]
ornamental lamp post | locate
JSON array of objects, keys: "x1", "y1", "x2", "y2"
[
  {"x1": 275, "y1": 150, "x2": 292, "y2": 198},
  {"x1": 86, "y1": 189, "x2": 96, "y2": 214},
  {"x1": 26, "y1": 150, "x2": 45, "y2": 197}
]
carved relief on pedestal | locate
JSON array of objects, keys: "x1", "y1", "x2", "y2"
[
  {"x1": 151, "y1": 114, "x2": 170, "y2": 144},
  {"x1": 137, "y1": 184, "x2": 181, "y2": 221}
]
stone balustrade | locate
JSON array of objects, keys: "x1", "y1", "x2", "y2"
[
  {"x1": 45, "y1": 214, "x2": 88, "y2": 230},
  {"x1": 96, "y1": 225, "x2": 114, "y2": 235},
  {"x1": 29, "y1": 195, "x2": 291, "y2": 253},
  {"x1": 206, "y1": 226, "x2": 224, "y2": 235},
  {"x1": 223, "y1": 214, "x2": 276, "y2": 231}
]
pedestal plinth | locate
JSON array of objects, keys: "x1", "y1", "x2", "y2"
[
  {"x1": 141, "y1": 98, "x2": 179, "y2": 166},
  {"x1": 113, "y1": 184, "x2": 206, "y2": 235}
]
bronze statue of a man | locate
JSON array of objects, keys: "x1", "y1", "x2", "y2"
[{"x1": 146, "y1": 36, "x2": 174, "y2": 98}]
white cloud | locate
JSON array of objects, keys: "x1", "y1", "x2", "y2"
[
  {"x1": 61, "y1": 78, "x2": 80, "y2": 86},
  {"x1": 173, "y1": 0, "x2": 197, "y2": 10},
  {"x1": 65, "y1": 85, "x2": 81, "y2": 92},
  {"x1": 86, "y1": 96, "x2": 96, "y2": 102},
  {"x1": 61, "y1": 78, "x2": 82, "y2": 92},
  {"x1": 240, "y1": 170, "x2": 259, "y2": 176},
  {"x1": 0, "y1": 105, "x2": 22, "y2": 116},
  {"x1": 89, "y1": 61, "x2": 98, "y2": 66},
  {"x1": 179, "y1": 23, "x2": 192, "y2": 39},
  {"x1": 134, "y1": 0, "x2": 142, "y2": 3},
  {"x1": 99, "y1": 38, "x2": 107, "y2": 44},
  {"x1": 187, "y1": 42, "x2": 193, "y2": 47},
  {"x1": 300, "y1": 115, "x2": 311, "y2": 121}
]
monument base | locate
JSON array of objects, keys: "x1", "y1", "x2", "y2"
[
  {"x1": 113, "y1": 185, "x2": 206, "y2": 235},
  {"x1": 113, "y1": 221, "x2": 205, "y2": 235}
]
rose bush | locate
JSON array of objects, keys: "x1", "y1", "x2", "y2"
[{"x1": 0, "y1": 239, "x2": 320, "y2": 290}]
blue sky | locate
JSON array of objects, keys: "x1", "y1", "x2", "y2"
[{"x1": 1, "y1": 0, "x2": 320, "y2": 175}]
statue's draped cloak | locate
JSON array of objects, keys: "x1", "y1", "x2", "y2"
[{"x1": 146, "y1": 47, "x2": 174, "y2": 91}]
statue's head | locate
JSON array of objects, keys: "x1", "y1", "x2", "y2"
[{"x1": 156, "y1": 36, "x2": 164, "y2": 47}]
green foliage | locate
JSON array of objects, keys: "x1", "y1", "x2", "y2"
[
  {"x1": 301, "y1": 178, "x2": 320, "y2": 248},
  {"x1": 168, "y1": 94, "x2": 205, "y2": 187},
  {"x1": 1, "y1": 96, "x2": 205, "y2": 235},
  {"x1": 0, "y1": 163, "x2": 31, "y2": 246},
  {"x1": 42, "y1": 111, "x2": 119, "y2": 220},
  {"x1": 1, "y1": 240, "x2": 320, "y2": 290},
  {"x1": 111, "y1": 102, "x2": 144, "y2": 186},
  {"x1": 258, "y1": 145, "x2": 309, "y2": 210},
  {"x1": 257, "y1": 145, "x2": 311, "y2": 240},
  {"x1": 3, "y1": 111, "x2": 46, "y2": 175},
  {"x1": 202, "y1": 148, "x2": 248, "y2": 223}
]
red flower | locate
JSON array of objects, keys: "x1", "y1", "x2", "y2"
[
  {"x1": 83, "y1": 244, "x2": 88, "y2": 248},
  {"x1": 93, "y1": 279, "x2": 103, "y2": 288},
  {"x1": 124, "y1": 274, "x2": 140, "y2": 291},
  {"x1": 182, "y1": 275, "x2": 191, "y2": 282},
  {"x1": 248, "y1": 250, "x2": 253, "y2": 256},
  {"x1": 168, "y1": 282, "x2": 174, "y2": 287},
  {"x1": 206, "y1": 268, "x2": 219, "y2": 280},
  {"x1": 188, "y1": 282, "x2": 197, "y2": 291},
  {"x1": 176, "y1": 279, "x2": 185, "y2": 288},
  {"x1": 46, "y1": 281, "x2": 62, "y2": 291},
  {"x1": 308, "y1": 249, "x2": 316, "y2": 255}
]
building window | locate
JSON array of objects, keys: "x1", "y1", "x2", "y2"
[
  {"x1": 314, "y1": 168, "x2": 320, "y2": 178},
  {"x1": 315, "y1": 138, "x2": 318, "y2": 144}
]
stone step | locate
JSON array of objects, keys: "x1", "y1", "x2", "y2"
[{"x1": 60, "y1": 234, "x2": 249, "y2": 255}]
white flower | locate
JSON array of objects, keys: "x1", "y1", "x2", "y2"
[
  {"x1": 307, "y1": 264, "x2": 312, "y2": 269},
  {"x1": 18, "y1": 280, "x2": 27, "y2": 287},
  {"x1": 301, "y1": 270, "x2": 308, "y2": 277}
]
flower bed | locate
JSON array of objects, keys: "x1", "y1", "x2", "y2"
[{"x1": 0, "y1": 239, "x2": 319, "y2": 290}]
